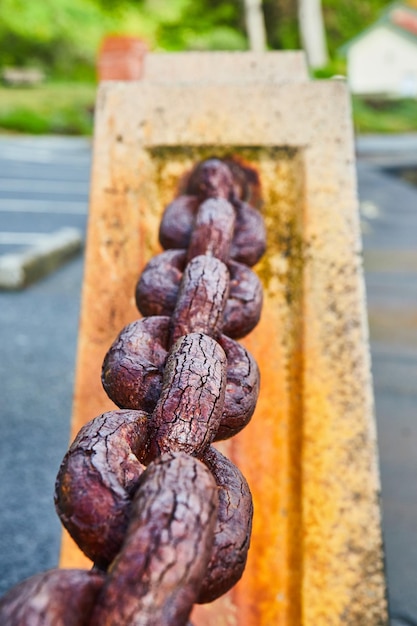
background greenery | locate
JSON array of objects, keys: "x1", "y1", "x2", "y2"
[
  {"x1": 1, "y1": 0, "x2": 416, "y2": 135},
  {"x1": 0, "y1": 0, "x2": 394, "y2": 77}
]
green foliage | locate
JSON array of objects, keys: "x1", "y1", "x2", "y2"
[
  {"x1": 0, "y1": 0, "x2": 414, "y2": 136},
  {"x1": 0, "y1": 0, "x2": 249, "y2": 78},
  {"x1": 352, "y1": 96, "x2": 417, "y2": 134},
  {"x1": 263, "y1": 0, "x2": 300, "y2": 50},
  {"x1": 323, "y1": 0, "x2": 392, "y2": 56},
  {"x1": 151, "y1": 0, "x2": 247, "y2": 51},
  {"x1": 1, "y1": 0, "x2": 101, "y2": 78},
  {"x1": 261, "y1": 0, "x2": 393, "y2": 56},
  {"x1": 0, "y1": 82, "x2": 96, "y2": 134},
  {"x1": 0, "y1": 0, "x2": 397, "y2": 79},
  {"x1": 0, "y1": 0, "x2": 151, "y2": 79},
  {"x1": 312, "y1": 57, "x2": 347, "y2": 79}
]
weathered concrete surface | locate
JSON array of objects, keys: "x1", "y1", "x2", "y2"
[
  {"x1": 143, "y1": 50, "x2": 308, "y2": 83},
  {"x1": 62, "y1": 76, "x2": 387, "y2": 625}
]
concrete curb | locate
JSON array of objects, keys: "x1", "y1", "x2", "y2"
[{"x1": 0, "y1": 227, "x2": 83, "y2": 289}]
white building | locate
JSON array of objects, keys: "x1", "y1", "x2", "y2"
[{"x1": 344, "y1": 2, "x2": 417, "y2": 97}]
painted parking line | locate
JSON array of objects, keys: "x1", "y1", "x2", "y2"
[
  {"x1": 0, "y1": 179, "x2": 89, "y2": 194},
  {"x1": 0, "y1": 166, "x2": 91, "y2": 183},
  {"x1": 0, "y1": 232, "x2": 59, "y2": 245},
  {"x1": 0, "y1": 199, "x2": 87, "y2": 214},
  {"x1": 0, "y1": 140, "x2": 91, "y2": 165}
]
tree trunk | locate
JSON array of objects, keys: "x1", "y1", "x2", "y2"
[
  {"x1": 298, "y1": 0, "x2": 328, "y2": 69},
  {"x1": 244, "y1": 0, "x2": 267, "y2": 52}
]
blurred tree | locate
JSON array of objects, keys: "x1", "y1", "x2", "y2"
[
  {"x1": 0, "y1": 0, "x2": 125, "y2": 78},
  {"x1": 263, "y1": 0, "x2": 299, "y2": 49},
  {"x1": 153, "y1": 0, "x2": 247, "y2": 51},
  {"x1": 263, "y1": 0, "x2": 391, "y2": 59},
  {"x1": 0, "y1": 0, "x2": 394, "y2": 80},
  {"x1": 322, "y1": 0, "x2": 391, "y2": 56}
]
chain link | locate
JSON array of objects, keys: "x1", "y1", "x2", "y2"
[{"x1": 0, "y1": 157, "x2": 266, "y2": 625}]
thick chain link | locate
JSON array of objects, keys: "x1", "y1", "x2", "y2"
[{"x1": 0, "y1": 157, "x2": 266, "y2": 625}]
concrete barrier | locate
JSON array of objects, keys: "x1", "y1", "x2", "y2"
[
  {"x1": 62, "y1": 53, "x2": 387, "y2": 625},
  {"x1": 143, "y1": 50, "x2": 309, "y2": 83},
  {"x1": 0, "y1": 228, "x2": 82, "y2": 289}
]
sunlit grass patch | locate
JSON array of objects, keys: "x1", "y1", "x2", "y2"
[
  {"x1": 0, "y1": 81, "x2": 96, "y2": 135},
  {"x1": 352, "y1": 96, "x2": 417, "y2": 134}
]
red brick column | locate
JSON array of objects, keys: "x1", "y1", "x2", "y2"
[{"x1": 97, "y1": 36, "x2": 147, "y2": 81}]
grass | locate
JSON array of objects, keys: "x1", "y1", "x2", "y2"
[
  {"x1": 1, "y1": 80, "x2": 417, "y2": 136},
  {"x1": 352, "y1": 96, "x2": 417, "y2": 134},
  {"x1": 0, "y1": 81, "x2": 97, "y2": 135}
]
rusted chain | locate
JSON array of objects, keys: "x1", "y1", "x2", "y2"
[
  {"x1": 0, "y1": 569, "x2": 105, "y2": 625},
  {"x1": 0, "y1": 156, "x2": 266, "y2": 626}
]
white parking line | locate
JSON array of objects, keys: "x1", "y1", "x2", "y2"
[
  {"x1": 0, "y1": 140, "x2": 91, "y2": 165},
  {"x1": 0, "y1": 179, "x2": 89, "y2": 194},
  {"x1": 0, "y1": 199, "x2": 87, "y2": 214},
  {"x1": 0, "y1": 151, "x2": 90, "y2": 165},
  {"x1": 0, "y1": 232, "x2": 54, "y2": 245}
]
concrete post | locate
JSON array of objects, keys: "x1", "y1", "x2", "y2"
[{"x1": 61, "y1": 54, "x2": 387, "y2": 625}]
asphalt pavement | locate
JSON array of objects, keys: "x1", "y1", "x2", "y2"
[
  {"x1": 357, "y1": 138, "x2": 417, "y2": 626},
  {"x1": 0, "y1": 136, "x2": 89, "y2": 595},
  {"x1": 0, "y1": 133, "x2": 416, "y2": 624}
]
